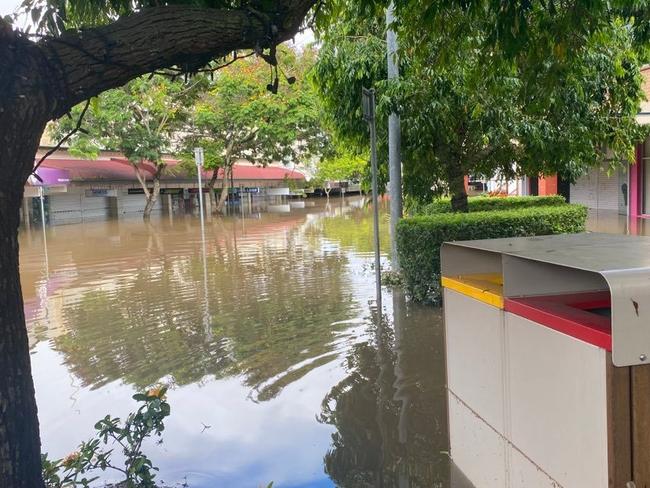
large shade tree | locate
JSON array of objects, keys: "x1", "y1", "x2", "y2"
[{"x1": 0, "y1": 1, "x2": 317, "y2": 485}]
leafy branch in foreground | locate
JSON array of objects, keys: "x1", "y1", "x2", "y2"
[{"x1": 42, "y1": 386, "x2": 170, "y2": 488}]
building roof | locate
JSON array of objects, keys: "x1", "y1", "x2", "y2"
[{"x1": 30, "y1": 157, "x2": 305, "y2": 185}]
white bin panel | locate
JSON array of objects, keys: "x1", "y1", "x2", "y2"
[
  {"x1": 506, "y1": 312, "x2": 609, "y2": 488},
  {"x1": 448, "y1": 393, "x2": 508, "y2": 488},
  {"x1": 444, "y1": 288, "x2": 506, "y2": 434},
  {"x1": 508, "y1": 445, "x2": 557, "y2": 488}
]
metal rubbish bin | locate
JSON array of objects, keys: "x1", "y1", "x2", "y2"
[{"x1": 441, "y1": 233, "x2": 650, "y2": 488}]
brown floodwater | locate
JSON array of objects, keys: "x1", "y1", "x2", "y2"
[
  {"x1": 21, "y1": 200, "x2": 632, "y2": 488},
  {"x1": 21, "y1": 196, "x2": 471, "y2": 488}
]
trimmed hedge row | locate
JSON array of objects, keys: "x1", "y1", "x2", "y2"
[
  {"x1": 420, "y1": 195, "x2": 567, "y2": 214},
  {"x1": 396, "y1": 204, "x2": 588, "y2": 303}
]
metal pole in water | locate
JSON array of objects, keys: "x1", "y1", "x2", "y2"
[
  {"x1": 39, "y1": 186, "x2": 46, "y2": 231},
  {"x1": 194, "y1": 147, "x2": 206, "y2": 239},
  {"x1": 363, "y1": 88, "x2": 382, "y2": 311},
  {"x1": 39, "y1": 186, "x2": 50, "y2": 273},
  {"x1": 386, "y1": 1, "x2": 403, "y2": 272},
  {"x1": 195, "y1": 148, "x2": 212, "y2": 342}
]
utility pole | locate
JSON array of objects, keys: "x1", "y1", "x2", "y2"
[
  {"x1": 386, "y1": 2, "x2": 402, "y2": 271},
  {"x1": 194, "y1": 147, "x2": 206, "y2": 240},
  {"x1": 363, "y1": 87, "x2": 382, "y2": 312}
]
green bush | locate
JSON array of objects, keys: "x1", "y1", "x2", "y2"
[
  {"x1": 419, "y1": 195, "x2": 567, "y2": 214},
  {"x1": 43, "y1": 386, "x2": 170, "y2": 488},
  {"x1": 396, "y1": 204, "x2": 588, "y2": 303}
]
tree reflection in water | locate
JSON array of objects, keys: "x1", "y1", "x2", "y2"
[
  {"x1": 319, "y1": 291, "x2": 452, "y2": 488},
  {"x1": 21, "y1": 199, "x2": 480, "y2": 487},
  {"x1": 51, "y1": 216, "x2": 356, "y2": 394}
]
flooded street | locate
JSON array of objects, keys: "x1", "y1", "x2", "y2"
[{"x1": 20, "y1": 197, "x2": 460, "y2": 488}]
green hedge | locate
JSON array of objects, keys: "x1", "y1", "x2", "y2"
[
  {"x1": 420, "y1": 195, "x2": 567, "y2": 214},
  {"x1": 396, "y1": 204, "x2": 588, "y2": 303}
]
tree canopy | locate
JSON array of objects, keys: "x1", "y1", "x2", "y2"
[
  {"x1": 312, "y1": 1, "x2": 649, "y2": 210},
  {"x1": 182, "y1": 46, "x2": 328, "y2": 211},
  {"x1": 53, "y1": 75, "x2": 198, "y2": 218},
  {"x1": 313, "y1": 150, "x2": 368, "y2": 191},
  {"x1": 56, "y1": 76, "x2": 193, "y2": 163}
]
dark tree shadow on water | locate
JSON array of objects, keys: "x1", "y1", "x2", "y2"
[{"x1": 318, "y1": 292, "x2": 459, "y2": 488}]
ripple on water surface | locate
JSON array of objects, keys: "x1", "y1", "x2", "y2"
[{"x1": 21, "y1": 199, "x2": 460, "y2": 488}]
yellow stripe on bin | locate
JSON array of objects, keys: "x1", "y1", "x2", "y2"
[{"x1": 441, "y1": 273, "x2": 504, "y2": 309}]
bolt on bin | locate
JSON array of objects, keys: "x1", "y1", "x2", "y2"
[{"x1": 441, "y1": 233, "x2": 650, "y2": 488}]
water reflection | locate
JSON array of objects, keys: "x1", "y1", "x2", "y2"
[
  {"x1": 54, "y1": 226, "x2": 354, "y2": 393},
  {"x1": 19, "y1": 198, "x2": 461, "y2": 487},
  {"x1": 319, "y1": 292, "x2": 453, "y2": 487},
  {"x1": 25, "y1": 202, "x2": 641, "y2": 487},
  {"x1": 586, "y1": 209, "x2": 650, "y2": 236}
]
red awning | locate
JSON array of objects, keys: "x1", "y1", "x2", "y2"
[{"x1": 32, "y1": 158, "x2": 305, "y2": 182}]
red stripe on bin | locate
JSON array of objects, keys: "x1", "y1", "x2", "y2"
[{"x1": 505, "y1": 292, "x2": 612, "y2": 351}]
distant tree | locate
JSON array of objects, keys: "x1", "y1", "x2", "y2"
[
  {"x1": 313, "y1": 150, "x2": 368, "y2": 198},
  {"x1": 184, "y1": 47, "x2": 328, "y2": 213},
  {"x1": 54, "y1": 76, "x2": 198, "y2": 219}
]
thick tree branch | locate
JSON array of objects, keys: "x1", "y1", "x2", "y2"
[
  {"x1": 38, "y1": 0, "x2": 316, "y2": 118},
  {"x1": 33, "y1": 99, "x2": 91, "y2": 176}
]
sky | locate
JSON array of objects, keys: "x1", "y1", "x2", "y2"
[{"x1": 1, "y1": 0, "x2": 20, "y2": 17}]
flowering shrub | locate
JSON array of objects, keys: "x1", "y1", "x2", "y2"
[{"x1": 43, "y1": 386, "x2": 170, "y2": 488}]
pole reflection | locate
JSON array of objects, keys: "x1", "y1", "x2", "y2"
[{"x1": 319, "y1": 292, "x2": 461, "y2": 487}]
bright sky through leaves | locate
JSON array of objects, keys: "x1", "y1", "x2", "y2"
[{"x1": 1, "y1": 0, "x2": 19, "y2": 16}]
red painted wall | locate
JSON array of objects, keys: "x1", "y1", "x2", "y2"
[{"x1": 537, "y1": 175, "x2": 558, "y2": 196}]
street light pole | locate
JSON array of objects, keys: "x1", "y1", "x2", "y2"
[
  {"x1": 386, "y1": 2, "x2": 403, "y2": 271},
  {"x1": 362, "y1": 87, "x2": 382, "y2": 312},
  {"x1": 194, "y1": 147, "x2": 206, "y2": 241},
  {"x1": 39, "y1": 186, "x2": 49, "y2": 272},
  {"x1": 39, "y1": 186, "x2": 47, "y2": 231}
]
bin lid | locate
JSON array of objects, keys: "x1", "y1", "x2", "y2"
[{"x1": 442, "y1": 233, "x2": 650, "y2": 366}]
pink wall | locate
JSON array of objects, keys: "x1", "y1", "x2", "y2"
[{"x1": 630, "y1": 144, "x2": 642, "y2": 219}]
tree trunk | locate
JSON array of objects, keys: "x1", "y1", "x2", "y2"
[
  {"x1": 0, "y1": 76, "x2": 48, "y2": 486},
  {"x1": 447, "y1": 160, "x2": 468, "y2": 213},
  {"x1": 211, "y1": 145, "x2": 235, "y2": 215},
  {"x1": 0, "y1": 191, "x2": 45, "y2": 488},
  {"x1": 133, "y1": 163, "x2": 163, "y2": 221},
  {"x1": 215, "y1": 166, "x2": 231, "y2": 214},
  {"x1": 0, "y1": 2, "x2": 315, "y2": 482},
  {"x1": 143, "y1": 174, "x2": 161, "y2": 220},
  {"x1": 206, "y1": 169, "x2": 220, "y2": 214}
]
